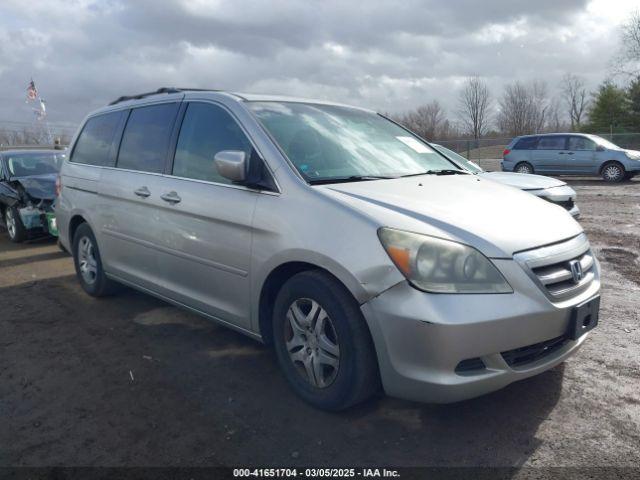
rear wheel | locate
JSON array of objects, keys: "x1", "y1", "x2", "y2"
[
  {"x1": 272, "y1": 270, "x2": 380, "y2": 411},
  {"x1": 5, "y1": 206, "x2": 27, "y2": 243},
  {"x1": 514, "y1": 162, "x2": 533, "y2": 174},
  {"x1": 601, "y1": 162, "x2": 625, "y2": 183},
  {"x1": 72, "y1": 223, "x2": 119, "y2": 297}
]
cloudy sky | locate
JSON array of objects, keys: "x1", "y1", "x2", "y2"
[{"x1": 0, "y1": 0, "x2": 637, "y2": 130}]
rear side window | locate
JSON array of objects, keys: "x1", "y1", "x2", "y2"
[
  {"x1": 117, "y1": 103, "x2": 179, "y2": 173},
  {"x1": 536, "y1": 136, "x2": 566, "y2": 150},
  {"x1": 513, "y1": 137, "x2": 538, "y2": 150},
  {"x1": 172, "y1": 102, "x2": 252, "y2": 184},
  {"x1": 71, "y1": 111, "x2": 124, "y2": 166}
]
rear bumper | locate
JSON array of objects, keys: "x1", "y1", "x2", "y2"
[{"x1": 361, "y1": 258, "x2": 600, "y2": 404}]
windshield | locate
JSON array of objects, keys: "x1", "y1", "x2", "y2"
[
  {"x1": 432, "y1": 144, "x2": 484, "y2": 174},
  {"x1": 248, "y1": 102, "x2": 459, "y2": 183},
  {"x1": 5, "y1": 152, "x2": 64, "y2": 177},
  {"x1": 588, "y1": 135, "x2": 623, "y2": 150}
]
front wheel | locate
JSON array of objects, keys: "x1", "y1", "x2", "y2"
[
  {"x1": 272, "y1": 270, "x2": 380, "y2": 411},
  {"x1": 601, "y1": 162, "x2": 625, "y2": 183},
  {"x1": 5, "y1": 206, "x2": 27, "y2": 243}
]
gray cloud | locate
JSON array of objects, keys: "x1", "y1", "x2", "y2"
[{"x1": 0, "y1": 0, "x2": 632, "y2": 131}]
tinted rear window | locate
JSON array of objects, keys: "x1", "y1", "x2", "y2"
[
  {"x1": 117, "y1": 103, "x2": 179, "y2": 173},
  {"x1": 513, "y1": 137, "x2": 538, "y2": 150},
  {"x1": 536, "y1": 136, "x2": 566, "y2": 150},
  {"x1": 71, "y1": 111, "x2": 124, "y2": 166}
]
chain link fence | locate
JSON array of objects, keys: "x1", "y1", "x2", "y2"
[{"x1": 0, "y1": 121, "x2": 75, "y2": 151}]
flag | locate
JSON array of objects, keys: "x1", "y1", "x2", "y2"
[{"x1": 26, "y1": 79, "x2": 38, "y2": 101}]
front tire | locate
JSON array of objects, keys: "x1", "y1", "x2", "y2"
[
  {"x1": 5, "y1": 206, "x2": 27, "y2": 243},
  {"x1": 514, "y1": 162, "x2": 533, "y2": 174},
  {"x1": 72, "y1": 223, "x2": 118, "y2": 297},
  {"x1": 601, "y1": 162, "x2": 625, "y2": 183},
  {"x1": 272, "y1": 270, "x2": 380, "y2": 411}
]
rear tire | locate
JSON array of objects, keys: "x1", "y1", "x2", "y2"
[
  {"x1": 272, "y1": 270, "x2": 380, "y2": 411},
  {"x1": 601, "y1": 162, "x2": 625, "y2": 183},
  {"x1": 5, "y1": 206, "x2": 27, "y2": 243},
  {"x1": 514, "y1": 162, "x2": 533, "y2": 174},
  {"x1": 72, "y1": 223, "x2": 119, "y2": 297}
]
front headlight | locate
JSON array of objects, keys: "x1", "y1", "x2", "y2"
[
  {"x1": 378, "y1": 228, "x2": 512, "y2": 294},
  {"x1": 625, "y1": 151, "x2": 640, "y2": 160}
]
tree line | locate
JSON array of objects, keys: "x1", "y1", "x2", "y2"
[{"x1": 392, "y1": 11, "x2": 640, "y2": 140}]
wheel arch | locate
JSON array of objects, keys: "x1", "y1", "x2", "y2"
[
  {"x1": 599, "y1": 159, "x2": 625, "y2": 174},
  {"x1": 68, "y1": 214, "x2": 89, "y2": 245},
  {"x1": 257, "y1": 261, "x2": 362, "y2": 345}
]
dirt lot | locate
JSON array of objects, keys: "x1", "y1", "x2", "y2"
[{"x1": 1, "y1": 176, "x2": 639, "y2": 469}]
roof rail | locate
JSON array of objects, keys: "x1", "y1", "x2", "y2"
[{"x1": 108, "y1": 87, "x2": 219, "y2": 106}]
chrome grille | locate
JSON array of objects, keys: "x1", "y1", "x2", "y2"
[{"x1": 514, "y1": 234, "x2": 596, "y2": 301}]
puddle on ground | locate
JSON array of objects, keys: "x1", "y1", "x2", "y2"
[{"x1": 133, "y1": 307, "x2": 210, "y2": 329}]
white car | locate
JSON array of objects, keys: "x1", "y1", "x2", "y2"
[{"x1": 433, "y1": 144, "x2": 580, "y2": 218}]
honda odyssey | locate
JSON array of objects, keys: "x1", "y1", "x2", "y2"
[{"x1": 56, "y1": 88, "x2": 601, "y2": 410}]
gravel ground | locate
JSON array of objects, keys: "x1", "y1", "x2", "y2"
[{"x1": 0, "y1": 176, "x2": 639, "y2": 469}]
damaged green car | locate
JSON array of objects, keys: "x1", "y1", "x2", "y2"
[{"x1": 0, "y1": 150, "x2": 64, "y2": 243}]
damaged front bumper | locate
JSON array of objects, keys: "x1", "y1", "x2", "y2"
[{"x1": 16, "y1": 204, "x2": 58, "y2": 237}]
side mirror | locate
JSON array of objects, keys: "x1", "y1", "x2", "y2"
[
  {"x1": 214, "y1": 150, "x2": 246, "y2": 183},
  {"x1": 596, "y1": 145, "x2": 605, "y2": 152}
]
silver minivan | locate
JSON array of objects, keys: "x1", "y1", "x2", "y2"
[
  {"x1": 57, "y1": 88, "x2": 601, "y2": 410},
  {"x1": 502, "y1": 133, "x2": 640, "y2": 182}
]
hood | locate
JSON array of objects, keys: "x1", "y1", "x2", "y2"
[
  {"x1": 321, "y1": 175, "x2": 582, "y2": 258},
  {"x1": 11, "y1": 174, "x2": 57, "y2": 201},
  {"x1": 478, "y1": 171, "x2": 566, "y2": 190}
]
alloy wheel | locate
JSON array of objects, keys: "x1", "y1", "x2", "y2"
[
  {"x1": 603, "y1": 164, "x2": 622, "y2": 182},
  {"x1": 284, "y1": 298, "x2": 340, "y2": 388},
  {"x1": 516, "y1": 164, "x2": 532, "y2": 174},
  {"x1": 77, "y1": 236, "x2": 98, "y2": 285},
  {"x1": 5, "y1": 209, "x2": 16, "y2": 239}
]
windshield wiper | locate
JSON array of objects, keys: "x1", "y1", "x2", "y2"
[
  {"x1": 399, "y1": 169, "x2": 469, "y2": 178},
  {"x1": 308, "y1": 175, "x2": 398, "y2": 185}
]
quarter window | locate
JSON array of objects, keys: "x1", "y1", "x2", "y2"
[
  {"x1": 536, "y1": 136, "x2": 566, "y2": 150},
  {"x1": 172, "y1": 103, "x2": 252, "y2": 184},
  {"x1": 117, "y1": 103, "x2": 179, "y2": 173},
  {"x1": 568, "y1": 136, "x2": 596, "y2": 151},
  {"x1": 513, "y1": 137, "x2": 538, "y2": 150},
  {"x1": 71, "y1": 111, "x2": 124, "y2": 166}
]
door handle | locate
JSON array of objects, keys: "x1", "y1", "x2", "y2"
[
  {"x1": 567, "y1": 152, "x2": 574, "y2": 155},
  {"x1": 558, "y1": 152, "x2": 566, "y2": 155},
  {"x1": 160, "y1": 191, "x2": 181, "y2": 204},
  {"x1": 134, "y1": 186, "x2": 151, "y2": 198}
]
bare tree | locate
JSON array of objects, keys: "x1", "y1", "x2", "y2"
[
  {"x1": 457, "y1": 76, "x2": 492, "y2": 139},
  {"x1": 547, "y1": 98, "x2": 569, "y2": 132},
  {"x1": 561, "y1": 73, "x2": 588, "y2": 130},
  {"x1": 394, "y1": 100, "x2": 448, "y2": 140},
  {"x1": 614, "y1": 10, "x2": 640, "y2": 76},
  {"x1": 497, "y1": 80, "x2": 551, "y2": 136}
]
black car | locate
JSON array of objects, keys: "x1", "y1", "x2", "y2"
[{"x1": 0, "y1": 149, "x2": 65, "y2": 243}]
